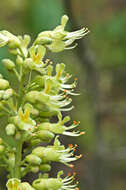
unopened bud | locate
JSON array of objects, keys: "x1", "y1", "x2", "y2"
[
  {"x1": 1, "y1": 30, "x2": 21, "y2": 48},
  {"x1": 16, "y1": 55, "x2": 23, "y2": 66},
  {"x1": 23, "y1": 35, "x2": 31, "y2": 47},
  {"x1": 2, "y1": 59, "x2": 15, "y2": 70},
  {"x1": 0, "y1": 79, "x2": 9, "y2": 90},
  {"x1": 31, "y1": 166, "x2": 39, "y2": 173},
  {"x1": 61, "y1": 15, "x2": 69, "y2": 28},
  {"x1": 23, "y1": 58, "x2": 34, "y2": 70},
  {"x1": 25, "y1": 154, "x2": 42, "y2": 165},
  {"x1": 40, "y1": 164, "x2": 51, "y2": 172},
  {"x1": 30, "y1": 139, "x2": 41, "y2": 146},
  {"x1": 3, "y1": 89, "x2": 13, "y2": 100},
  {"x1": 6, "y1": 124, "x2": 16, "y2": 136},
  {"x1": 0, "y1": 33, "x2": 8, "y2": 47}
]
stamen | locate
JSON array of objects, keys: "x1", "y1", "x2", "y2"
[
  {"x1": 80, "y1": 132, "x2": 85, "y2": 135},
  {"x1": 76, "y1": 154, "x2": 82, "y2": 159},
  {"x1": 68, "y1": 144, "x2": 73, "y2": 149},
  {"x1": 74, "y1": 78, "x2": 78, "y2": 81},
  {"x1": 69, "y1": 164, "x2": 74, "y2": 168},
  {"x1": 73, "y1": 121, "x2": 78, "y2": 125},
  {"x1": 73, "y1": 172, "x2": 76, "y2": 176},
  {"x1": 68, "y1": 172, "x2": 71, "y2": 176}
]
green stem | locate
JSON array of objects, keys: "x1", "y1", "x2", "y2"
[
  {"x1": 13, "y1": 141, "x2": 22, "y2": 179},
  {"x1": 17, "y1": 72, "x2": 25, "y2": 109},
  {"x1": 13, "y1": 68, "x2": 21, "y2": 81}
]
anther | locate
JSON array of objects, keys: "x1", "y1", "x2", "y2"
[
  {"x1": 68, "y1": 144, "x2": 73, "y2": 149},
  {"x1": 76, "y1": 154, "x2": 82, "y2": 159},
  {"x1": 68, "y1": 172, "x2": 71, "y2": 176},
  {"x1": 80, "y1": 132, "x2": 85, "y2": 135},
  {"x1": 69, "y1": 164, "x2": 74, "y2": 168}
]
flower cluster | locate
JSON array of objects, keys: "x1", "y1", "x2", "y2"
[{"x1": 0, "y1": 15, "x2": 89, "y2": 189}]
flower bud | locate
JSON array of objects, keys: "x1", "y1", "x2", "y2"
[
  {"x1": 2, "y1": 59, "x2": 15, "y2": 70},
  {"x1": 0, "y1": 145, "x2": 5, "y2": 154},
  {"x1": 0, "y1": 33, "x2": 8, "y2": 47},
  {"x1": 39, "y1": 164, "x2": 51, "y2": 172},
  {"x1": 25, "y1": 154, "x2": 42, "y2": 165},
  {"x1": 30, "y1": 139, "x2": 41, "y2": 146},
  {"x1": 0, "y1": 79, "x2": 9, "y2": 90},
  {"x1": 23, "y1": 58, "x2": 34, "y2": 70},
  {"x1": 1, "y1": 30, "x2": 21, "y2": 48},
  {"x1": 23, "y1": 35, "x2": 31, "y2": 47},
  {"x1": 31, "y1": 166, "x2": 39, "y2": 173},
  {"x1": 6, "y1": 124, "x2": 16, "y2": 136},
  {"x1": 3, "y1": 89, "x2": 13, "y2": 100},
  {"x1": 20, "y1": 182, "x2": 35, "y2": 190},
  {"x1": 32, "y1": 178, "x2": 63, "y2": 190},
  {"x1": 61, "y1": 15, "x2": 69, "y2": 28},
  {"x1": 16, "y1": 55, "x2": 23, "y2": 66},
  {"x1": 36, "y1": 130, "x2": 54, "y2": 142}
]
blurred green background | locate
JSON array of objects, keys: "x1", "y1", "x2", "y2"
[{"x1": 0, "y1": 0, "x2": 126, "y2": 189}]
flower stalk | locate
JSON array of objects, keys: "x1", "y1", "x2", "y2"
[{"x1": 0, "y1": 15, "x2": 89, "y2": 189}]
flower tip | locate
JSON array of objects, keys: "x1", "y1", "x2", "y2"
[
  {"x1": 73, "y1": 121, "x2": 78, "y2": 125},
  {"x1": 76, "y1": 154, "x2": 82, "y2": 159},
  {"x1": 73, "y1": 172, "x2": 76, "y2": 176},
  {"x1": 74, "y1": 77, "x2": 78, "y2": 81},
  {"x1": 68, "y1": 172, "x2": 71, "y2": 176},
  {"x1": 68, "y1": 144, "x2": 73, "y2": 149},
  {"x1": 69, "y1": 164, "x2": 74, "y2": 168},
  {"x1": 80, "y1": 131, "x2": 85, "y2": 135}
]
